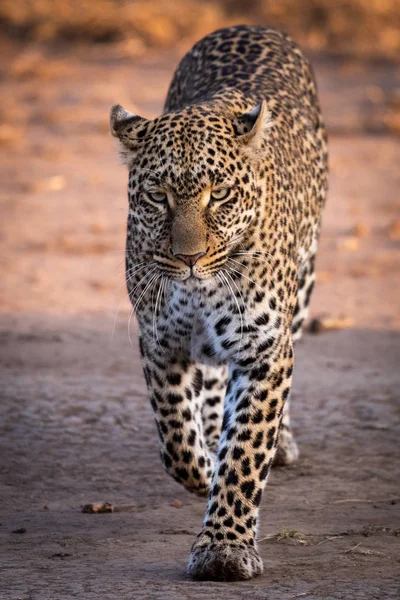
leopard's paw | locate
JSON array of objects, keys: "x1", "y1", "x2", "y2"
[
  {"x1": 187, "y1": 542, "x2": 263, "y2": 581},
  {"x1": 274, "y1": 428, "x2": 299, "y2": 466}
]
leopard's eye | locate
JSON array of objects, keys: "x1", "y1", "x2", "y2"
[
  {"x1": 210, "y1": 188, "x2": 230, "y2": 201},
  {"x1": 147, "y1": 191, "x2": 167, "y2": 203}
]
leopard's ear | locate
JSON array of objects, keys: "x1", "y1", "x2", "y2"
[
  {"x1": 235, "y1": 100, "x2": 273, "y2": 159},
  {"x1": 110, "y1": 104, "x2": 150, "y2": 164}
]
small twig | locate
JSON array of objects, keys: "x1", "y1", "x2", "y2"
[
  {"x1": 81, "y1": 502, "x2": 139, "y2": 514},
  {"x1": 257, "y1": 534, "x2": 278, "y2": 542},
  {"x1": 317, "y1": 535, "x2": 343, "y2": 546},
  {"x1": 345, "y1": 542, "x2": 362, "y2": 554}
]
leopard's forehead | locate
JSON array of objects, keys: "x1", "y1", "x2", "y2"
[
  {"x1": 154, "y1": 107, "x2": 234, "y2": 142},
  {"x1": 132, "y1": 107, "x2": 246, "y2": 196}
]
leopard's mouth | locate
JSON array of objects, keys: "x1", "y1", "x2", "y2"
[
  {"x1": 148, "y1": 247, "x2": 229, "y2": 280},
  {"x1": 130, "y1": 246, "x2": 233, "y2": 282},
  {"x1": 171, "y1": 268, "x2": 221, "y2": 282}
]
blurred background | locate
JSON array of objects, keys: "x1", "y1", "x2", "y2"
[
  {"x1": 1, "y1": 0, "x2": 400, "y2": 59},
  {"x1": 0, "y1": 0, "x2": 399, "y2": 321},
  {"x1": 1, "y1": 3, "x2": 400, "y2": 598}
]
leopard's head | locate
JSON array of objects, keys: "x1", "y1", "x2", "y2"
[{"x1": 110, "y1": 101, "x2": 272, "y2": 281}]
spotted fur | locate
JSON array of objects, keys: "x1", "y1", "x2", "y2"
[{"x1": 110, "y1": 25, "x2": 328, "y2": 581}]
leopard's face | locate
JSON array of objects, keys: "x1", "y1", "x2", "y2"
[{"x1": 111, "y1": 102, "x2": 272, "y2": 281}]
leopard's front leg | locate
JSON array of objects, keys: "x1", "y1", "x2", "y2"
[
  {"x1": 187, "y1": 332, "x2": 294, "y2": 580},
  {"x1": 140, "y1": 337, "x2": 214, "y2": 496},
  {"x1": 201, "y1": 365, "x2": 228, "y2": 453}
]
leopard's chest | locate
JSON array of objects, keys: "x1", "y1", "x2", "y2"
[
  {"x1": 139, "y1": 274, "x2": 279, "y2": 367},
  {"x1": 139, "y1": 279, "x2": 233, "y2": 362}
]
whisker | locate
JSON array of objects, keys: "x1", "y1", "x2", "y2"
[
  {"x1": 100, "y1": 260, "x2": 154, "y2": 297},
  {"x1": 162, "y1": 274, "x2": 170, "y2": 308},
  {"x1": 133, "y1": 271, "x2": 161, "y2": 315},
  {"x1": 122, "y1": 262, "x2": 157, "y2": 295},
  {"x1": 128, "y1": 271, "x2": 160, "y2": 349},
  {"x1": 126, "y1": 306, "x2": 135, "y2": 350},
  {"x1": 226, "y1": 260, "x2": 267, "y2": 295},
  {"x1": 226, "y1": 235, "x2": 244, "y2": 249},
  {"x1": 153, "y1": 276, "x2": 166, "y2": 351},
  {"x1": 125, "y1": 261, "x2": 153, "y2": 279},
  {"x1": 219, "y1": 269, "x2": 244, "y2": 352},
  {"x1": 151, "y1": 273, "x2": 157, "y2": 347},
  {"x1": 94, "y1": 259, "x2": 127, "y2": 291},
  {"x1": 111, "y1": 266, "x2": 157, "y2": 342},
  {"x1": 152, "y1": 275, "x2": 162, "y2": 349},
  {"x1": 223, "y1": 269, "x2": 250, "y2": 332},
  {"x1": 227, "y1": 256, "x2": 255, "y2": 276}
]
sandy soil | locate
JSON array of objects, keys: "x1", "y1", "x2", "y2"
[{"x1": 0, "y1": 42, "x2": 399, "y2": 599}]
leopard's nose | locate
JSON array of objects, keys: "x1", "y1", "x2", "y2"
[{"x1": 174, "y1": 251, "x2": 206, "y2": 267}]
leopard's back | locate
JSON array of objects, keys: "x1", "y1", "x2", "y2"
[{"x1": 165, "y1": 25, "x2": 328, "y2": 263}]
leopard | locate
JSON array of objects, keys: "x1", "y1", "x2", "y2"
[{"x1": 110, "y1": 25, "x2": 328, "y2": 582}]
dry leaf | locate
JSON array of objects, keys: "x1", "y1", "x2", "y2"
[
  {"x1": 309, "y1": 317, "x2": 353, "y2": 334},
  {"x1": 82, "y1": 502, "x2": 115, "y2": 513}
]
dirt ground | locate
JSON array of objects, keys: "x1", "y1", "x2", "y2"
[{"x1": 0, "y1": 40, "x2": 400, "y2": 599}]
